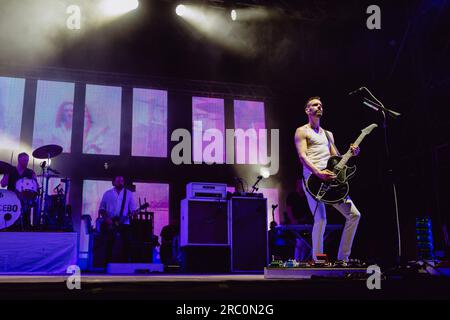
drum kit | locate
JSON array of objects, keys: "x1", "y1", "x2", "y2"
[{"x1": 0, "y1": 144, "x2": 72, "y2": 231}]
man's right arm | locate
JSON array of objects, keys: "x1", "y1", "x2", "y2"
[
  {"x1": 295, "y1": 127, "x2": 336, "y2": 181},
  {"x1": 295, "y1": 127, "x2": 320, "y2": 175},
  {"x1": 98, "y1": 193, "x2": 108, "y2": 219}
]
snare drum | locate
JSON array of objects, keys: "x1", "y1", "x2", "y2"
[
  {"x1": 15, "y1": 177, "x2": 39, "y2": 200},
  {"x1": 0, "y1": 189, "x2": 22, "y2": 230}
]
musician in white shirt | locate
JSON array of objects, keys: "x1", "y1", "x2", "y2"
[
  {"x1": 294, "y1": 96, "x2": 361, "y2": 264},
  {"x1": 99, "y1": 175, "x2": 136, "y2": 266},
  {"x1": 99, "y1": 175, "x2": 136, "y2": 225}
]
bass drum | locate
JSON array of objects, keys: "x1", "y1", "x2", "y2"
[{"x1": 0, "y1": 189, "x2": 22, "y2": 230}]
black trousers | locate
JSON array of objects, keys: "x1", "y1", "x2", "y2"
[{"x1": 102, "y1": 224, "x2": 132, "y2": 268}]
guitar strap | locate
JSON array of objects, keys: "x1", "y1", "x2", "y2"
[
  {"x1": 302, "y1": 129, "x2": 338, "y2": 216},
  {"x1": 119, "y1": 188, "x2": 127, "y2": 218},
  {"x1": 323, "y1": 130, "x2": 341, "y2": 156}
]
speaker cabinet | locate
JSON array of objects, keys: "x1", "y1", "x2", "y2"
[
  {"x1": 229, "y1": 197, "x2": 268, "y2": 272},
  {"x1": 180, "y1": 246, "x2": 230, "y2": 273},
  {"x1": 180, "y1": 198, "x2": 229, "y2": 246}
]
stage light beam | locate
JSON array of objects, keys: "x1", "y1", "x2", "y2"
[
  {"x1": 176, "y1": 4, "x2": 187, "y2": 16},
  {"x1": 231, "y1": 9, "x2": 237, "y2": 21},
  {"x1": 99, "y1": 0, "x2": 139, "y2": 17},
  {"x1": 260, "y1": 167, "x2": 271, "y2": 179}
]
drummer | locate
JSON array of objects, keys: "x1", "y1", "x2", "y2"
[
  {"x1": 1, "y1": 152, "x2": 37, "y2": 191},
  {"x1": 1, "y1": 153, "x2": 38, "y2": 230}
]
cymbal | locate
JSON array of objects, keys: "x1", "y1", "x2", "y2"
[
  {"x1": 0, "y1": 161, "x2": 12, "y2": 175},
  {"x1": 32, "y1": 144, "x2": 63, "y2": 159}
]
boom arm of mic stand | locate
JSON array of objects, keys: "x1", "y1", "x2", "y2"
[{"x1": 363, "y1": 97, "x2": 401, "y2": 119}]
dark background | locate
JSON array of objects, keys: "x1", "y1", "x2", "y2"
[{"x1": 0, "y1": 0, "x2": 448, "y2": 266}]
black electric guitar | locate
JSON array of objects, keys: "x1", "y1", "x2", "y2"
[
  {"x1": 100, "y1": 201, "x2": 149, "y2": 232},
  {"x1": 305, "y1": 124, "x2": 377, "y2": 204}
]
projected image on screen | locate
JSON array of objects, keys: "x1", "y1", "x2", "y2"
[
  {"x1": 132, "y1": 88, "x2": 168, "y2": 157},
  {"x1": 0, "y1": 77, "x2": 25, "y2": 149},
  {"x1": 83, "y1": 84, "x2": 122, "y2": 155},
  {"x1": 192, "y1": 97, "x2": 225, "y2": 163},
  {"x1": 134, "y1": 182, "x2": 169, "y2": 240},
  {"x1": 32, "y1": 80, "x2": 75, "y2": 152},
  {"x1": 234, "y1": 100, "x2": 266, "y2": 164},
  {"x1": 82, "y1": 180, "x2": 112, "y2": 224}
]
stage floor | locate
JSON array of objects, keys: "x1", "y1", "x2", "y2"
[{"x1": 1, "y1": 272, "x2": 449, "y2": 300}]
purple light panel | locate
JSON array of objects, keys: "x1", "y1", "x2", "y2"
[
  {"x1": 133, "y1": 182, "x2": 169, "y2": 239},
  {"x1": 192, "y1": 97, "x2": 225, "y2": 163},
  {"x1": 132, "y1": 88, "x2": 168, "y2": 157},
  {"x1": 233, "y1": 100, "x2": 266, "y2": 164},
  {"x1": 0, "y1": 76, "x2": 25, "y2": 150},
  {"x1": 32, "y1": 80, "x2": 75, "y2": 152},
  {"x1": 83, "y1": 84, "x2": 122, "y2": 155}
]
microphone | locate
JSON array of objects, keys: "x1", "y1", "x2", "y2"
[
  {"x1": 53, "y1": 183, "x2": 61, "y2": 192},
  {"x1": 349, "y1": 87, "x2": 364, "y2": 95},
  {"x1": 40, "y1": 161, "x2": 46, "y2": 169},
  {"x1": 272, "y1": 204, "x2": 278, "y2": 209}
]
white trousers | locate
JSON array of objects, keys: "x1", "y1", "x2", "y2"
[{"x1": 304, "y1": 175, "x2": 361, "y2": 262}]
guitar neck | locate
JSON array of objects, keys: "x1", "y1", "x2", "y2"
[{"x1": 335, "y1": 132, "x2": 367, "y2": 170}]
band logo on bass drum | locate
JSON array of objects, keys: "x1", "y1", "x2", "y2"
[{"x1": 1, "y1": 204, "x2": 19, "y2": 212}]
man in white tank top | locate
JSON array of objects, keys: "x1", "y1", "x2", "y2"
[{"x1": 294, "y1": 97, "x2": 361, "y2": 264}]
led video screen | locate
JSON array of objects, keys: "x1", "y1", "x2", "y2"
[
  {"x1": 192, "y1": 97, "x2": 225, "y2": 163},
  {"x1": 132, "y1": 88, "x2": 168, "y2": 157},
  {"x1": 83, "y1": 84, "x2": 122, "y2": 155},
  {"x1": 0, "y1": 76, "x2": 25, "y2": 149},
  {"x1": 233, "y1": 100, "x2": 266, "y2": 164},
  {"x1": 32, "y1": 80, "x2": 75, "y2": 152}
]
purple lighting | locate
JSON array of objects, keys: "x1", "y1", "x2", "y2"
[
  {"x1": 192, "y1": 97, "x2": 225, "y2": 164},
  {"x1": 0, "y1": 76, "x2": 25, "y2": 150},
  {"x1": 32, "y1": 80, "x2": 75, "y2": 153},
  {"x1": 83, "y1": 84, "x2": 122, "y2": 155},
  {"x1": 233, "y1": 100, "x2": 266, "y2": 164},
  {"x1": 132, "y1": 88, "x2": 168, "y2": 157}
]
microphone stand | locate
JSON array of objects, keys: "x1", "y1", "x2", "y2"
[
  {"x1": 360, "y1": 87, "x2": 402, "y2": 265},
  {"x1": 251, "y1": 176, "x2": 263, "y2": 194}
]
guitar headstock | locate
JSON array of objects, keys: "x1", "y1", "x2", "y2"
[
  {"x1": 361, "y1": 123, "x2": 378, "y2": 135},
  {"x1": 140, "y1": 202, "x2": 150, "y2": 210}
]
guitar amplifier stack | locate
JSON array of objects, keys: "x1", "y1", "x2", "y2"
[{"x1": 180, "y1": 182, "x2": 268, "y2": 273}]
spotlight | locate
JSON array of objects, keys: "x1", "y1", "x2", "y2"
[
  {"x1": 100, "y1": 0, "x2": 139, "y2": 17},
  {"x1": 230, "y1": 9, "x2": 237, "y2": 21},
  {"x1": 176, "y1": 4, "x2": 187, "y2": 16}
]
